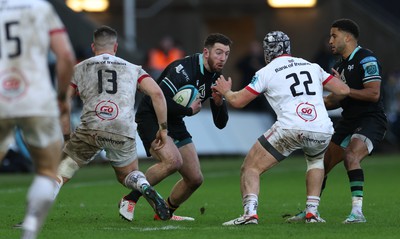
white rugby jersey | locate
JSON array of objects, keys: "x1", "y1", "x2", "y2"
[
  {"x1": 72, "y1": 54, "x2": 149, "y2": 138},
  {"x1": 0, "y1": 0, "x2": 65, "y2": 118},
  {"x1": 246, "y1": 55, "x2": 334, "y2": 134}
]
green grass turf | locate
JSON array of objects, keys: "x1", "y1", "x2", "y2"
[{"x1": 1, "y1": 153, "x2": 399, "y2": 238}]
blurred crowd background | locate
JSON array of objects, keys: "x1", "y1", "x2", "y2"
[{"x1": 1, "y1": 0, "x2": 399, "y2": 172}]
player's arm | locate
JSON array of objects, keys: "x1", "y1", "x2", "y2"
[
  {"x1": 60, "y1": 86, "x2": 76, "y2": 141},
  {"x1": 50, "y1": 29, "x2": 76, "y2": 141},
  {"x1": 139, "y1": 76, "x2": 168, "y2": 149},
  {"x1": 210, "y1": 91, "x2": 228, "y2": 129},
  {"x1": 348, "y1": 81, "x2": 381, "y2": 102},
  {"x1": 50, "y1": 30, "x2": 76, "y2": 102},
  {"x1": 139, "y1": 76, "x2": 168, "y2": 129},
  {"x1": 212, "y1": 75, "x2": 257, "y2": 109},
  {"x1": 323, "y1": 75, "x2": 350, "y2": 110}
]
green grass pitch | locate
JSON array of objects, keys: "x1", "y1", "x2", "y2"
[{"x1": 1, "y1": 154, "x2": 399, "y2": 238}]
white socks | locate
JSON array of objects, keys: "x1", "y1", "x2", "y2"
[
  {"x1": 52, "y1": 175, "x2": 64, "y2": 200},
  {"x1": 243, "y1": 194, "x2": 258, "y2": 216},
  {"x1": 306, "y1": 196, "x2": 320, "y2": 215},
  {"x1": 22, "y1": 175, "x2": 57, "y2": 238},
  {"x1": 124, "y1": 170, "x2": 150, "y2": 192}
]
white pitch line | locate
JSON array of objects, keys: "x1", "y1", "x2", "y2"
[{"x1": 103, "y1": 225, "x2": 189, "y2": 232}]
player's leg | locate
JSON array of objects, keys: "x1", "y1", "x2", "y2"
[
  {"x1": 223, "y1": 140, "x2": 279, "y2": 226},
  {"x1": 305, "y1": 165, "x2": 325, "y2": 223},
  {"x1": 118, "y1": 136, "x2": 182, "y2": 221},
  {"x1": 156, "y1": 141, "x2": 201, "y2": 221},
  {"x1": 107, "y1": 133, "x2": 170, "y2": 221},
  {"x1": 286, "y1": 133, "x2": 334, "y2": 223},
  {"x1": 303, "y1": 132, "x2": 332, "y2": 223},
  {"x1": 323, "y1": 141, "x2": 344, "y2": 174},
  {"x1": 18, "y1": 117, "x2": 63, "y2": 239},
  {"x1": 320, "y1": 141, "x2": 344, "y2": 196},
  {"x1": 342, "y1": 115, "x2": 386, "y2": 223},
  {"x1": 57, "y1": 130, "x2": 102, "y2": 199},
  {"x1": 342, "y1": 136, "x2": 368, "y2": 223},
  {"x1": 119, "y1": 115, "x2": 182, "y2": 203},
  {"x1": 113, "y1": 159, "x2": 171, "y2": 221},
  {"x1": 147, "y1": 136, "x2": 183, "y2": 185},
  {"x1": 321, "y1": 119, "x2": 352, "y2": 196},
  {"x1": 342, "y1": 136, "x2": 369, "y2": 223},
  {"x1": 141, "y1": 114, "x2": 183, "y2": 186}
]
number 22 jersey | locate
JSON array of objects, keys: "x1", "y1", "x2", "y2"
[{"x1": 246, "y1": 55, "x2": 334, "y2": 134}]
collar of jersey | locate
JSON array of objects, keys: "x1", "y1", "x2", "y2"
[{"x1": 348, "y1": 46, "x2": 361, "y2": 61}]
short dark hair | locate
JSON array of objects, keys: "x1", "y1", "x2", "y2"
[
  {"x1": 204, "y1": 33, "x2": 232, "y2": 48},
  {"x1": 93, "y1": 25, "x2": 118, "y2": 41},
  {"x1": 331, "y1": 18, "x2": 359, "y2": 39}
]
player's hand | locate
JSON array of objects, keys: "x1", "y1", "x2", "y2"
[
  {"x1": 58, "y1": 98, "x2": 71, "y2": 139},
  {"x1": 211, "y1": 90, "x2": 224, "y2": 106},
  {"x1": 190, "y1": 98, "x2": 202, "y2": 116},
  {"x1": 331, "y1": 68, "x2": 340, "y2": 78},
  {"x1": 212, "y1": 75, "x2": 232, "y2": 95},
  {"x1": 152, "y1": 129, "x2": 168, "y2": 151}
]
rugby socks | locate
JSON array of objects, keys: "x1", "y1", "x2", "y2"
[
  {"x1": 306, "y1": 196, "x2": 320, "y2": 215},
  {"x1": 348, "y1": 169, "x2": 364, "y2": 215},
  {"x1": 124, "y1": 190, "x2": 143, "y2": 203},
  {"x1": 22, "y1": 175, "x2": 56, "y2": 238},
  {"x1": 243, "y1": 194, "x2": 258, "y2": 216},
  {"x1": 166, "y1": 197, "x2": 179, "y2": 215},
  {"x1": 124, "y1": 170, "x2": 150, "y2": 193}
]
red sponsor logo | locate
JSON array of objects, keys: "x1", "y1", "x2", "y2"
[
  {"x1": 296, "y1": 102, "x2": 317, "y2": 122},
  {"x1": 95, "y1": 100, "x2": 119, "y2": 120}
]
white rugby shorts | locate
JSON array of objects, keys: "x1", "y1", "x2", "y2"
[
  {"x1": 64, "y1": 128, "x2": 137, "y2": 167},
  {"x1": 0, "y1": 116, "x2": 62, "y2": 152}
]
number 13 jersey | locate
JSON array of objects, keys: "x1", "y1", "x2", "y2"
[{"x1": 72, "y1": 53, "x2": 149, "y2": 138}]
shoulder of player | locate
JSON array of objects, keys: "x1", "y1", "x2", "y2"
[
  {"x1": 30, "y1": 0, "x2": 54, "y2": 13},
  {"x1": 355, "y1": 47, "x2": 379, "y2": 63},
  {"x1": 6, "y1": 0, "x2": 52, "y2": 13},
  {"x1": 175, "y1": 53, "x2": 199, "y2": 67},
  {"x1": 163, "y1": 53, "x2": 198, "y2": 76}
]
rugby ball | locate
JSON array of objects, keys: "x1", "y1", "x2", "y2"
[{"x1": 173, "y1": 85, "x2": 199, "y2": 107}]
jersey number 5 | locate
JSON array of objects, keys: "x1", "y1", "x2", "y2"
[
  {"x1": 0, "y1": 21, "x2": 21, "y2": 59},
  {"x1": 98, "y1": 69, "x2": 117, "y2": 94},
  {"x1": 286, "y1": 71, "x2": 316, "y2": 97}
]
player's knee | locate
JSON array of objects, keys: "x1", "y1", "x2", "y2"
[
  {"x1": 306, "y1": 158, "x2": 324, "y2": 171},
  {"x1": 58, "y1": 156, "x2": 80, "y2": 179},
  {"x1": 187, "y1": 173, "x2": 203, "y2": 190},
  {"x1": 162, "y1": 154, "x2": 183, "y2": 173}
]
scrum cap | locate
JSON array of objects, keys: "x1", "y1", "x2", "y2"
[{"x1": 263, "y1": 31, "x2": 291, "y2": 63}]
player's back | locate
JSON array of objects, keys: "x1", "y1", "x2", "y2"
[
  {"x1": 0, "y1": 0, "x2": 63, "y2": 118},
  {"x1": 73, "y1": 54, "x2": 142, "y2": 138},
  {"x1": 254, "y1": 56, "x2": 333, "y2": 134}
]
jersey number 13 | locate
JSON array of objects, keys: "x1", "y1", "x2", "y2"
[{"x1": 98, "y1": 69, "x2": 117, "y2": 94}]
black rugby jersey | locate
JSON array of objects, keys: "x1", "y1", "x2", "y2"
[
  {"x1": 335, "y1": 46, "x2": 385, "y2": 118},
  {"x1": 137, "y1": 53, "x2": 228, "y2": 128}
]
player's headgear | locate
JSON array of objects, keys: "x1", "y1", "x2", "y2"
[{"x1": 263, "y1": 31, "x2": 291, "y2": 63}]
